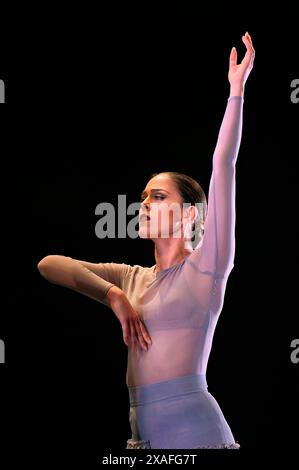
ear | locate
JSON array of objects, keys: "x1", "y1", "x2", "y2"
[{"x1": 189, "y1": 205, "x2": 199, "y2": 224}]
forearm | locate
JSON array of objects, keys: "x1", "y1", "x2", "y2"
[
  {"x1": 38, "y1": 255, "x2": 115, "y2": 303},
  {"x1": 212, "y1": 94, "x2": 244, "y2": 169},
  {"x1": 71, "y1": 262, "x2": 116, "y2": 303}
]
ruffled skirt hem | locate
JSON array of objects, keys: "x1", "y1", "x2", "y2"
[{"x1": 126, "y1": 438, "x2": 240, "y2": 449}]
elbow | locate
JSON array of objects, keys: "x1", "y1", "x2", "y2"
[
  {"x1": 216, "y1": 258, "x2": 235, "y2": 279},
  {"x1": 223, "y1": 261, "x2": 235, "y2": 278},
  {"x1": 37, "y1": 255, "x2": 62, "y2": 280}
]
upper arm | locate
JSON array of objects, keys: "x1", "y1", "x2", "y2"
[{"x1": 196, "y1": 164, "x2": 236, "y2": 278}]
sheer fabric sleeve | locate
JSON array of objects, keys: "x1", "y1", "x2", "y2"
[
  {"x1": 38, "y1": 255, "x2": 129, "y2": 307},
  {"x1": 195, "y1": 96, "x2": 244, "y2": 278},
  {"x1": 71, "y1": 258, "x2": 130, "y2": 306}
]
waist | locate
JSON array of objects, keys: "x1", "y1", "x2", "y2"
[{"x1": 128, "y1": 373, "x2": 208, "y2": 406}]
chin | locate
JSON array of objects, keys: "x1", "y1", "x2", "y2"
[
  {"x1": 138, "y1": 225, "x2": 162, "y2": 239},
  {"x1": 138, "y1": 229, "x2": 149, "y2": 239},
  {"x1": 138, "y1": 227, "x2": 154, "y2": 239}
]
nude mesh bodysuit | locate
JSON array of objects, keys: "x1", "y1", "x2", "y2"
[{"x1": 49, "y1": 96, "x2": 243, "y2": 448}]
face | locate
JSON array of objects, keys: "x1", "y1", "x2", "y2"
[{"x1": 138, "y1": 174, "x2": 189, "y2": 239}]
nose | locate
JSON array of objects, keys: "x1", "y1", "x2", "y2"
[{"x1": 141, "y1": 199, "x2": 150, "y2": 210}]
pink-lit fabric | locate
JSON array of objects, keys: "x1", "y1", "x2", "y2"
[
  {"x1": 45, "y1": 96, "x2": 243, "y2": 447},
  {"x1": 85, "y1": 96, "x2": 243, "y2": 388}
]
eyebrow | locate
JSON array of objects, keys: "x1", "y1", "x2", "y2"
[{"x1": 140, "y1": 189, "x2": 170, "y2": 199}]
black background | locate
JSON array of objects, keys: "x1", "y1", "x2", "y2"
[{"x1": 0, "y1": 7, "x2": 298, "y2": 465}]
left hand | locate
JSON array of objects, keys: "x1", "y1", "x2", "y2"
[{"x1": 228, "y1": 32, "x2": 255, "y2": 87}]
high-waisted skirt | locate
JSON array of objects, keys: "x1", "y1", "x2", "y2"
[{"x1": 126, "y1": 373, "x2": 240, "y2": 449}]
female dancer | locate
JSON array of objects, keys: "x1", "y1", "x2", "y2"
[{"x1": 38, "y1": 32, "x2": 255, "y2": 449}]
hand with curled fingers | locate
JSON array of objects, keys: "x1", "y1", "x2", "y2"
[
  {"x1": 228, "y1": 31, "x2": 255, "y2": 89},
  {"x1": 106, "y1": 286, "x2": 152, "y2": 352}
]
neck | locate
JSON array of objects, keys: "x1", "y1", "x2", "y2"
[{"x1": 153, "y1": 237, "x2": 193, "y2": 272}]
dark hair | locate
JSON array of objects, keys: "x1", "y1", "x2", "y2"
[{"x1": 150, "y1": 171, "x2": 207, "y2": 247}]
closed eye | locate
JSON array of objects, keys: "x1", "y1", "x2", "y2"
[{"x1": 140, "y1": 195, "x2": 165, "y2": 202}]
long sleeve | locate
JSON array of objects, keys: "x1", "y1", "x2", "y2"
[
  {"x1": 71, "y1": 259, "x2": 129, "y2": 306},
  {"x1": 38, "y1": 255, "x2": 129, "y2": 307},
  {"x1": 196, "y1": 96, "x2": 244, "y2": 278}
]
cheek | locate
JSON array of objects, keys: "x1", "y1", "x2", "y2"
[
  {"x1": 149, "y1": 208, "x2": 165, "y2": 232},
  {"x1": 139, "y1": 203, "x2": 183, "y2": 238},
  {"x1": 167, "y1": 205, "x2": 182, "y2": 223},
  {"x1": 170, "y1": 208, "x2": 182, "y2": 224},
  {"x1": 158, "y1": 205, "x2": 182, "y2": 233}
]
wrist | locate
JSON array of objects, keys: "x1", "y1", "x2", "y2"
[
  {"x1": 106, "y1": 285, "x2": 125, "y2": 304},
  {"x1": 229, "y1": 83, "x2": 244, "y2": 97}
]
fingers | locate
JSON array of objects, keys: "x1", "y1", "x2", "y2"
[
  {"x1": 241, "y1": 31, "x2": 255, "y2": 66},
  {"x1": 129, "y1": 319, "x2": 138, "y2": 351},
  {"x1": 123, "y1": 317, "x2": 152, "y2": 352},
  {"x1": 229, "y1": 47, "x2": 237, "y2": 68},
  {"x1": 246, "y1": 32, "x2": 255, "y2": 67},
  {"x1": 134, "y1": 319, "x2": 149, "y2": 351},
  {"x1": 229, "y1": 32, "x2": 255, "y2": 73},
  {"x1": 122, "y1": 322, "x2": 130, "y2": 347},
  {"x1": 245, "y1": 31, "x2": 255, "y2": 53},
  {"x1": 242, "y1": 31, "x2": 254, "y2": 51},
  {"x1": 139, "y1": 320, "x2": 152, "y2": 346}
]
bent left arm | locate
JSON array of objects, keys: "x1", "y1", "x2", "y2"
[{"x1": 197, "y1": 32, "x2": 255, "y2": 278}]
